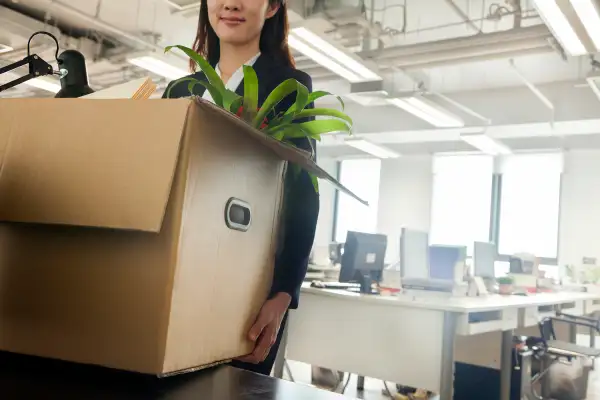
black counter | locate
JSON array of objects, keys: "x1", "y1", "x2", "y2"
[{"x1": 0, "y1": 351, "x2": 348, "y2": 399}]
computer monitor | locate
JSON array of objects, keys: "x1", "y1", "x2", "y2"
[
  {"x1": 429, "y1": 245, "x2": 467, "y2": 281},
  {"x1": 329, "y1": 243, "x2": 344, "y2": 265},
  {"x1": 473, "y1": 241, "x2": 497, "y2": 279},
  {"x1": 399, "y1": 228, "x2": 429, "y2": 280},
  {"x1": 339, "y1": 231, "x2": 387, "y2": 294}
]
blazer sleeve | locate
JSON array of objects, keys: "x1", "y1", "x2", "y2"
[{"x1": 269, "y1": 72, "x2": 319, "y2": 309}]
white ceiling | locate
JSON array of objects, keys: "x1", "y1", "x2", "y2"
[{"x1": 1, "y1": 0, "x2": 600, "y2": 156}]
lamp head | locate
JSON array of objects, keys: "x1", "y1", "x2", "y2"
[{"x1": 55, "y1": 49, "x2": 94, "y2": 98}]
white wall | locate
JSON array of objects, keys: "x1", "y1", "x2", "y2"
[
  {"x1": 559, "y1": 150, "x2": 600, "y2": 266},
  {"x1": 316, "y1": 151, "x2": 600, "y2": 267},
  {"x1": 376, "y1": 157, "x2": 433, "y2": 263}
]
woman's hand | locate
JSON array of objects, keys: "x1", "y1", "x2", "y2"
[{"x1": 236, "y1": 292, "x2": 291, "y2": 364}]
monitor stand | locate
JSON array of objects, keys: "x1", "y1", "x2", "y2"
[{"x1": 358, "y1": 272, "x2": 374, "y2": 294}]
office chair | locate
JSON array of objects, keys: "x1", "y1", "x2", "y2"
[{"x1": 520, "y1": 314, "x2": 600, "y2": 399}]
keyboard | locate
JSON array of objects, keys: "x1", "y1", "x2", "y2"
[{"x1": 310, "y1": 281, "x2": 361, "y2": 290}]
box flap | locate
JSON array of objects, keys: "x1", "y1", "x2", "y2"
[
  {"x1": 191, "y1": 98, "x2": 368, "y2": 206},
  {"x1": 0, "y1": 99, "x2": 190, "y2": 231}
]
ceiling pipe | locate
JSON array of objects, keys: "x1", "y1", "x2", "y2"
[
  {"x1": 509, "y1": 58, "x2": 555, "y2": 125},
  {"x1": 444, "y1": 0, "x2": 483, "y2": 34},
  {"x1": 360, "y1": 25, "x2": 552, "y2": 61},
  {"x1": 49, "y1": 1, "x2": 164, "y2": 53}
]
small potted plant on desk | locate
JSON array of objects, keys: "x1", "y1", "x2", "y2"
[{"x1": 497, "y1": 276, "x2": 515, "y2": 295}]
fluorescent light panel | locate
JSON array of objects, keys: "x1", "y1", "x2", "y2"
[
  {"x1": 532, "y1": 0, "x2": 587, "y2": 55},
  {"x1": 289, "y1": 28, "x2": 381, "y2": 82},
  {"x1": 0, "y1": 44, "x2": 13, "y2": 54},
  {"x1": 571, "y1": 0, "x2": 600, "y2": 50},
  {"x1": 346, "y1": 139, "x2": 400, "y2": 159},
  {"x1": 460, "y1": 134, "x2": 512, "y2": 156},
  {"x1": 128, "y1": 56, "x2": 188, "y2": 80},
  {"x1": 2, "y1": 71, "x2": 60, "y2": 93},
  {"x1": 387, "y1": 97, "x2": 464, "y2": 128}
]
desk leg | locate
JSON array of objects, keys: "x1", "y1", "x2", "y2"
[
  {"x1": 356, "y1": 375, "x2": 365, "y2": 391},
  {"x1": 569, "y1": 322, "x2": 577, "y2": 344},
  {"x1": 273, "y1": 322, "x2": 289, "y2": 379},
  {"x1": 439, "y1": 312, "x2": 457, "y2": 400},
  {"x1": 591, "y1": 311, "x2": 597, "y2": 370},
  {"x1": 500, "y1": 329, "x2": 513, "y2": 400}
]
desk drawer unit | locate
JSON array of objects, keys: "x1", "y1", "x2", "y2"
[
  {"x1": 585, "y1": 299, "x2": 600, "y2": 314},
  {"x1": 556, "y1": 300, "x2": 585, "y2": 316},
  {"x1": 456, "y1": 308, "x2": 518, "y2": 336}
]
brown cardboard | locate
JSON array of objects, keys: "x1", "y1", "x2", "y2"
[{"x1": 0, "y1": 97, "x2": 362, "y2": 375}]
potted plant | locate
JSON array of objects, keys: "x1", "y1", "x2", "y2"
[
  {"x1": 496, "y1": 276, "x2": 514, "y2": 295},
  {"x1": 164, "y1": 45, "x2": 354, "y2": 193}
]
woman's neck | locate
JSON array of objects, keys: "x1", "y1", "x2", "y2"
[{"x1": 218, "y1": 41, "x2": 260, "y2": 83}]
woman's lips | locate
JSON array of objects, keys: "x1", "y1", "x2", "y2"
[{"x1": 220, "y1": 16, "x2": 245, "y2": 26}]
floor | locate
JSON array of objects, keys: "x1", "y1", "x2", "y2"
[{"x1": 284, "y1": 334, "x2": 600, "y2": 400}]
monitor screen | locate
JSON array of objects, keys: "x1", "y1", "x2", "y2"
[
  {"x1": 400, "y1": 228, "x2": 429, "y2": 279},
  {"x1": 474, "y1": 241, "x2": 497, "y2": 278},
  {"x1": 339, "y1": 231, "x2": 387, "y2": 283},
  {"x1": 429, "y1": 245, "x2": 466, "y2": 281}
]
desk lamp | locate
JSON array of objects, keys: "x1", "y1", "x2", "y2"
[
  {"x1": 55, "y1": 49, "x2": 94, "y2": 98},
  {"x1": 0, "y1": 31, "x2": 94, "y2": 98}
]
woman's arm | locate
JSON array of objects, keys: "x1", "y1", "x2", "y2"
[{"x1": 269, "y1": 71, "x2": 319, "y2": 309}]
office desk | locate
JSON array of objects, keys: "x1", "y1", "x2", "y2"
[
  {"x1": 283, "y1": 286, "x2": 600, "y2": 400},
  {"x1": 0, "y1": 351, "x2": 348, "y2": 400}
]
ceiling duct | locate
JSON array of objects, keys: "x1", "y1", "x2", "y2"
[
  {"x1": 0, "y1": 6, "x2": 61, "y2": 42},
  {"x1": 359, "y1": 25, "x2": 556, "y2": 69}
]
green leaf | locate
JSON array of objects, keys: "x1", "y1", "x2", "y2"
[
  {"x1": 310, "y1": 174, "x2": 319, "y2": 193},
  {"x1": 307, "y1": 91, "x2": 345, "y2": 111},
  {"x1": 268, "y1": 125, "x2": 320, "y2": 141},
  {"x1": 166, "y1": 77, "x2": 223, "y2": 105},
  {"x1": 253, "y1": 79, "x2": 299, "y2": 128},
  {"x1": 165, "y1": 45, "x2": 226, "y2": 93},
  {"x1": 295, "y1": 120, "x2": 351, "y2": 138},
  {"x1": 243, "y1": 65, "x2": 259, "y2": 123},
  {"x1": 229, "y1": 96, "x2": 243, "y2": 114},
  {"x1": 222, "y1": 89, "x2": 241, "y2": 112},
  {"x1": 290, "y1": 82, "x2": 309, "y2": 117},
  {"x1": 293, "y1": 108, "x2": 353, "y2": 126},
  {"x1": 272, "y1": 130, "x2": 285, "y2": 141}
]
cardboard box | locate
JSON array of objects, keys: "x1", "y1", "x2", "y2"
[{"x1": 0, "y1": 98, "x2": 358, "y2": 375}]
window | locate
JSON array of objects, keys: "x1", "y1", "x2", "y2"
[
  {"x1": 334, "y1": 159, "x2": 382, "y2": 243},
  {"x1": 497, "y1": 153, "x2": 562, "y2": 262},
  {"x1": 430, "y1": 155, "x2": 494, "y2": 255}
]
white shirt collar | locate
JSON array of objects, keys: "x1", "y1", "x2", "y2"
[{"x1": 202, "y1": 52, "x2": 261, "y2": 104}]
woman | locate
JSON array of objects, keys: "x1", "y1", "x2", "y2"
[{"x1": 163, "y1": 0, "x2": 319, "y2": 376}]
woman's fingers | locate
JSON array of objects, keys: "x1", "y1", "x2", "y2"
[
  {"x1": 253, "y1": 323, "x2": 277, "y2": 363},
  {"x1": 248, "y1": 309, "x2": 270, "y2": 342}
]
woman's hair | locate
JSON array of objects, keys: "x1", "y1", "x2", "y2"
[{"x1": 190, "y1": 0, "x2": 294, "y2": 71}]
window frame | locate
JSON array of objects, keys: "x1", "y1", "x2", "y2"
[
  {"x1": 331, "y1": 158, "x2": 382, "y2": 243},
  {"x1": 489, "y1": 156, "x2": 563, "y2": 266}
]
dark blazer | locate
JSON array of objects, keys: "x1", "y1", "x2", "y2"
[{"x1": 163, "y1": 54, "x2": 319, "y2": 309}]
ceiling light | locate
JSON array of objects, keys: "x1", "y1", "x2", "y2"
[
  {"x1": 26, "y1": 77, "x2": 61, "y2": 93},
  {"x1": 460, "y1": 134, "x2": 511, "y2": 155},
  {"x1": 387, "y1": 97, "x2": 464, "y2": 128},
  {"x1": 345, "y1": 139, "x2": 400, "y2": 159},
  {"x1": 289, "y1": 28, "x2": 381, "y2": 83},
  {"x1": 287, "y1": 35, "x2": 361, "y2": 82},
  {"x1": 1, "y1": 71, "x2": 60, "y2": 93},
  {"x1": 532, "y1": 0, "x2": 587, "y2": 56},
  {"x1": 586, "y1": 72, "x2": 600, "y2": 101},
  {"x1": 128, "y1": 56, "x2": 188, "y2": 80},
  {"x1": 0, "y1": 44, "x2": 12, "y2": 54},
  {"x1": 571, "y1": 0, "x2": 600, "y2": 50}
]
